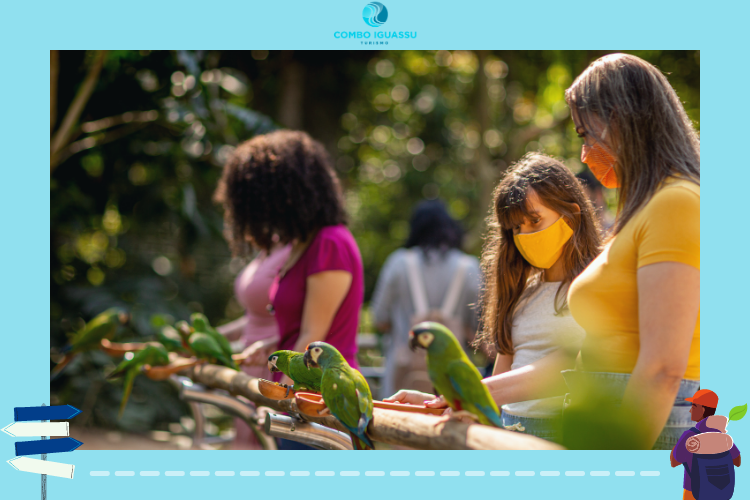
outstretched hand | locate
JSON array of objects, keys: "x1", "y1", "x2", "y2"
[{"x1": 238, "y1": 338, "x2": 278, "y2": 366}]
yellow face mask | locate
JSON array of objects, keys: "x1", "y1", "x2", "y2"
[{"x1": 513, "y1": 216, "x2": 574, "y2": 269}]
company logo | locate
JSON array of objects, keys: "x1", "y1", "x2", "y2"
[{"x1": 363, "y1": 2, "x2": 388, "y2": 27}]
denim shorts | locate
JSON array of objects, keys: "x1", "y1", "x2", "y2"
[
  {"x1": 501, "y1": 410, "x2": 562, "y2": 445},
  {"x1": 561, "y1": 370, "x2": 699, "y2": 450}
]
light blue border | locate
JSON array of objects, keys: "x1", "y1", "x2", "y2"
[{"x1": 1, "y1": 1, "x2": 745, "y2": 498}]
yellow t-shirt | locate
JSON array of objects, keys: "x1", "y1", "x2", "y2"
[{"x1": 567, "y1": 178, "x2": 700, "y2": 380}]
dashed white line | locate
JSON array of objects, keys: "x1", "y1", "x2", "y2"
[{"x1": 90, "y1": 468, "x2": 665, "y2": 479}]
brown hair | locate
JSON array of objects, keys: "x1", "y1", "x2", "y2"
[
  {"x1": 474, "y1": 154, "x2": 602, "y2": 355},
  {"x1": 565, "y1": 53, "x2": 700, "y2": 236},
  {"x1": 214, "y1": 130, "x2": 347, "y2": 254}
]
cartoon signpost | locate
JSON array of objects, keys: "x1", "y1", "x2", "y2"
[{"x1": 4, "y1": 404, "x2": 82, "y2": 499}]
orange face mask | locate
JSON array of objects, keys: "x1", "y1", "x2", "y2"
[{"x1": 581, "y1": 129, "x2": 620, "y2": 189}]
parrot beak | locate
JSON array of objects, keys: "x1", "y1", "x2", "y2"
[
  {"x1": 408, "y1": 330, "x2": 419, "y2": 352},
  {"x1": 267, "y1": 360, "x2": 278, "y2": 372},
  {"x1": 303, "y1": 349, "x2": 315, "y2": 369}
]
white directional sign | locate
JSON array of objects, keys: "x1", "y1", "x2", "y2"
[
  {"x1": 2, "y1": 422, "x2": 69, "y2": 438},
  {"x1": 7, "y1": 457, "x2": 74, "y2": 479}
]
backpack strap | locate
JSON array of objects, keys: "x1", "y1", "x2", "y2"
[
  {"x1": 405, "y1": 249, "x2": 429, "y2": 316},
  {"x1": 440, "y1": 255, "x2": 471, "y2": 318}
]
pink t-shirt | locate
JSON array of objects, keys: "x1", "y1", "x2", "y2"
[
  {"x1": 234, "y1": 244, "x2": 292, "y2": 347},
  {"x1": 271, "y1": 225, "x2": 363, "y2": 377}
]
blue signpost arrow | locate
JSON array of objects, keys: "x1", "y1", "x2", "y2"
[
  {"x1": 14, "y1": 405, "x2": 81, "y2": 422},
  {"x1": 15, "y1": 438, "x2": 83, "y2": 457}
]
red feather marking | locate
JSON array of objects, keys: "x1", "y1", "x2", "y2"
[{"x1": 455, "y1": 400, "x2": 463, "y2": 412}]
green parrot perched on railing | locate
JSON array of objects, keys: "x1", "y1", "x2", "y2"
[
  {"x1": 409, "y1": 321, "x2": 502, "y2": 428},
  {"x1": 107, "y1": 344, "x2": 170, "y2": 418},
  {"x1": 157, "y1": 325, "x2": 187, "y2": 354},
  {"x1": 188, "y1": 332, "x2": 238, "y2": 370},
  {"x1": 267, "y1": 350, "x2": 323, "y2": 395},
  {"x1": 303, "y1": 342, "x2": 374, "y2": 450},
  {"x1": 190, "y1": 313, "x2": 238, "y2": 370},
  {"x1": 52, "y1": 307, "x2": 130, "y2": 378}
]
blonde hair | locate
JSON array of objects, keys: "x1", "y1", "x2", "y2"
[{"x1": 565, "y1": 53, "x2": 700, "y2": 235}]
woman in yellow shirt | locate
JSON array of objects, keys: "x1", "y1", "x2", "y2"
[{"x1": 564, "y1": 53, "x2": 700, "y2": 450}]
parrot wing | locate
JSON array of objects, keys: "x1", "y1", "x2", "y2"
[
  {"x1": 324, "y1": 368, "x2": 373, "y2": 449},
  {"x1": 288, "y1": 355, "x2": 323, "y2": 392},
  {"x1": 446, "y1": 360, "x2": 502, "y2": 427}
]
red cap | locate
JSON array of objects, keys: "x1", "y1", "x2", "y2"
[{"x1": 685, "y1": 389, "x2": 718, "y2": 409}]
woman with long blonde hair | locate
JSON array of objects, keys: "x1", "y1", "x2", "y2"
[{"x1": 564, "y1": 53, "x2": 700, "y2": 452}]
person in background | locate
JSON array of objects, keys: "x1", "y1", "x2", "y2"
[
  {"x1": 387, "y1": 155, "x2": 601, "y2": 443},
  {"x1": 564, "y1": 53, "x2": 700, "y2": 450},
  {"x1": 215, "y1": 129, "x2": 364, "y2": 450},
  {"x1": 370, "y1": 199, "x2": 481, "y2": 399},
  {"x1": 576, "y1": 169, "x2": 614, "y2": 233},
  {"x1": 215, "y1": 240, "x2": 291, "y2": 449}
]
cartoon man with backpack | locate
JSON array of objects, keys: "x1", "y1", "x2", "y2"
[{"x1": 671, "y1": 390, "x2": 745, "y2": 500}]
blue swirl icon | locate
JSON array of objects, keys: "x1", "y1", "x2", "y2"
[{"x1": 363, "y1": 2, "x2": 388, "y2": 27}]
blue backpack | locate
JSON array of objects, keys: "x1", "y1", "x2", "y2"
[{"x1": 683, "y1": 426, "x2": 736, "y2": 500}]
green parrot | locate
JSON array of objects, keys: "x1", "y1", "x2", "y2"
[
  {"x1": 190, "y1": 313, "x2": 237, "y2": 369},
  {"x1": 303, "y1": 342, "x2": 374, "y2": 450},
  {"x1": 188, "y1": 332, "x2": 238, "y2": 370},
  {"x1": 52, "y1": 307, "x2": 129, "y2": 378},
  {"x1": 409, "y1": 321, "x2": 502, "y2": 427},
  {"x1": 267, "y1": 350, "x2": 323, "y2": 395},
  {"x1": 107, "y1": 344, "x2": 170, "y2": 418},
  {"x1": 157, "y1": 325, "x2": 187, "y2": 353}
]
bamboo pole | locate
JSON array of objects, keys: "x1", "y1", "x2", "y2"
[{"x1": 183, "y1": 363, "x2": 564, "y2": 451}]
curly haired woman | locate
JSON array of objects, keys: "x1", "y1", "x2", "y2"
[{"x1": 215, "y1": 130, "x2": 364, "y2": 448}]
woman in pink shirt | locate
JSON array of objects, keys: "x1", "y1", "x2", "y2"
[
  {"x1": 215, "y1": 129, "x2": 363, "y2": 384},
  {"x1": 217, "y1": 242, "x2": 291, "y2": 449}
]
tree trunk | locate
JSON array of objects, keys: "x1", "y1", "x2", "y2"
[{"x1": 278, "y1": 51, "x2": 305, "y2": 130}]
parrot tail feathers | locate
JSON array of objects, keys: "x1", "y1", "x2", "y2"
[
  {"x1": 349, "y1": 432, "x2": 374, "y2": 450},
  {"x1": 118, "y1": 371, "x2": 136, "y2": 419},
  {"x1": 475, "y1": 403, "x2": 503, "y2": 428}
]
